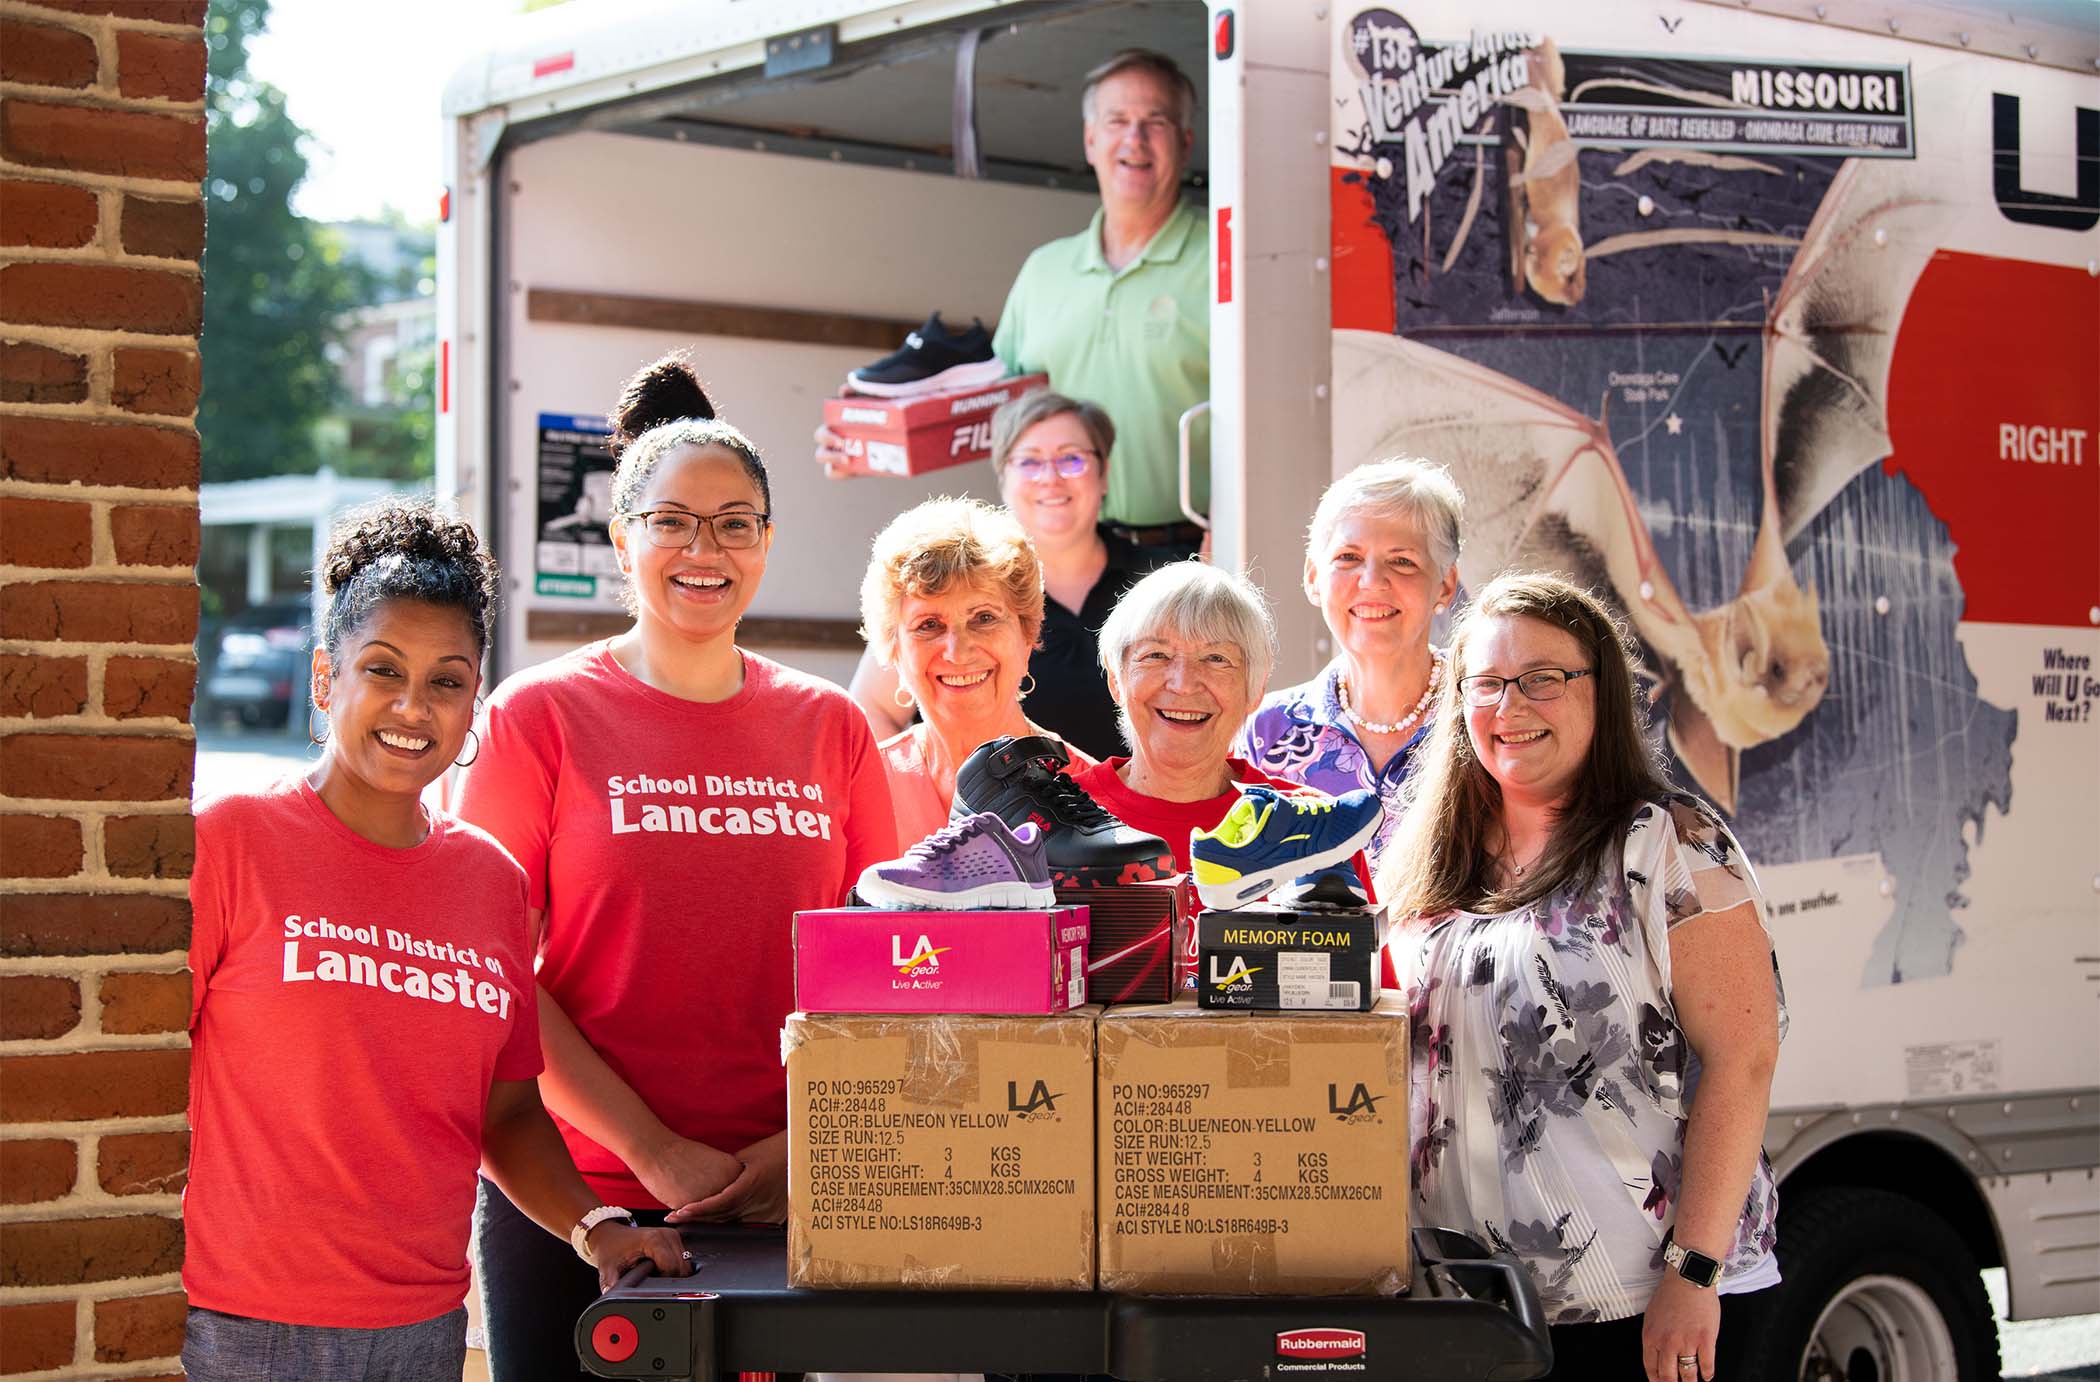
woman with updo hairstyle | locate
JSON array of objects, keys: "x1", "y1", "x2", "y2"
[
  {"x1": 456, "y1": 353, "x2": 898, "y2": 1381},
  {"x1": 184, "y1": 501, "x2": 685, "y2": 1382}
]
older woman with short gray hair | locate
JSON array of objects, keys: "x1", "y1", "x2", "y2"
[
  {"x1": 1235, "y1": 457, "x2": 1463, "y2": 872},
  {"x1": 1069, "y1": 563, "x2": 1299, "y2": 873}
]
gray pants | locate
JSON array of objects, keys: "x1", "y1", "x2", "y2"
[{"x1": 182, "y1": 1306, "x2": 467, "y2": 1382}]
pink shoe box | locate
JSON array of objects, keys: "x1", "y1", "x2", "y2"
[
  {"x1": 793, "y1": 905, "x2": 1090, "y2": 1014},
  {"x1": 823, "y1": 373, "x2": 1048, "y2": 477}
]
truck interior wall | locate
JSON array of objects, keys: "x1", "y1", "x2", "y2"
[{"x1": 499, "y1": 130, "x2": 1100, "y2": 683}]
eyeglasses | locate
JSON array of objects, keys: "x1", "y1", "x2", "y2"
[
  {"x1": 619, "y1": 508, "x2": 771, "y2": 550},
  {"x1": 1008, "y1": 451, "x2": 1097, "y2": 481},
  {"x1": 1457, "y1": 667, "x2": 1594, "y2": 707}
]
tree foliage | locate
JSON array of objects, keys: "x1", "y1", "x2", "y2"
[{"x1": 199, "y1": 0, "x2": 362, "y2": 482}]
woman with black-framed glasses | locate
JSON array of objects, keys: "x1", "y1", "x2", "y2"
[
  {"x1": 455, "y1": 353, "x2": 898, "y2": 1382},
  {"x1": 1380, "y1": 572, "x2": 1787, "y2": 1382},
  {"x1": 849, "y1": 388, "x2": 1172, "y2": 759}
]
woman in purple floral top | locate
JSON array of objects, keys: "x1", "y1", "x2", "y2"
[
  {"x1": 1235, "y1": 459, "x2": 1461, "y2": 873},
  {"x1": 1381, "y1": 573, "x2": 1786, "y2": 1382}
]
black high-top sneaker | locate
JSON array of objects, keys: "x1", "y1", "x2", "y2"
[{"x1": 950, "y1": 735, "x2": 1176, "y2": 886}]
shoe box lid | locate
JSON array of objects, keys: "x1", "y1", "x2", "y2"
[
  {"x1": 1195, "y1": 907, "x2": 1385, "y2": 1014},
  {"x1": 1053, "y1": 880, "x2": 1184, "y2": 1006},
  {"x1": 822, "y1": 374, "x2": 1048, "y2": 477},
  {"x1": 794, "y1": 904, "x2": 1089, "y2": 1014}
]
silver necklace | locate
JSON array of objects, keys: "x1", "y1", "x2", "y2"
[{"x1": 1338, "y1": 647, "x2": 1446, "y2": 737}]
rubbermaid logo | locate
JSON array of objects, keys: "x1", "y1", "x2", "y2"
[{"x1": 1276, "y1": 1329, "x2": 1365, "y2": 1360}]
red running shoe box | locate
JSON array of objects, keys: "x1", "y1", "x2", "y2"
[
  {"x1": 1053, "y1": 880, "x2": 1187, "y2": 1005},
  {"x1": 793, "y1": 905, "x2": 1089, "y2": 1014},
  {"x1": 824, "y1": 373, "x2": 1047, "y2": 476}
]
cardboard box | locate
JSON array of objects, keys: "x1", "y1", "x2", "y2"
[
  {"x1": 1055, "y1": 881, "x2": 1184, "y2": 1005},
  {"x1": 1196, "y1": 908, "x2": 1385, "y2": 1012},
  {"x1": 786, "y1": 1009, "x2": 1097, "y2": 1289},
  {"x1": 795, "y1": 906, "x2": 1089, "y2": 1014},
  {"x1": 1096, "y1": 999, "x2": 1410, "y2": 1295},
  {"x1": 824, "y1": 373, "x2": 1048, "y2": 476}
]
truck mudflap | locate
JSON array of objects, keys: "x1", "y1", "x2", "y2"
[{"x1": 577, "y1": 1224, "x2": 1551, "y2": 1381}]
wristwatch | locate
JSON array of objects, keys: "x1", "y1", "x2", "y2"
[
  {"x1": 1663, "y1": 1237, "x2": 1723, "y2": 1289},
  {"x1": 570, "y1": 1205, "x2": 636, "y2": 1262}
]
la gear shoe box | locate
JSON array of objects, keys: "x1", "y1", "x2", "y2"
[
  {"x1": 786, "y1": 1009, "x2": 1097, "y2": 1289},
  {"x1": 1096, "y1": 998, "x2": 1410, "y2": 1295},
  {"x1": 794, "y1": 906, "x2": 1088, "y2": 1015},
  {"x1": 1054, "y1": 881, "x2": 1183, "y2": 1005},
  {"x1": 824, "y1": 373, "x2": 1048, "y2": 477},
  {"x1": 1196, "y1": 908, "x2": 1385, "y2": 1012}
]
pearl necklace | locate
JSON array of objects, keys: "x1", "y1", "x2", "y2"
[{"x1": 1338, "y1": 648, "x2": 1446, "y2": 737}]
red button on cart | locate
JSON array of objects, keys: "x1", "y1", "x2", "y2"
[{"x1": 590, "y1": 1314, "x2": 639, "y2": 1364}]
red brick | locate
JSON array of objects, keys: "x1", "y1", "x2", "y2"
[
  {"x1": 1, "y1": 177, "x2": 98, "y2": 248},
  {"x1": 0, "y1": 1137, "x2": 78, "y2": 1205},
  {"x1": 97, "y1": 971, "x2": 187, "y2": 1035},
  {"x1": 0, "y1": 262, "x2": 199, "y2": 334},
  {"x1": 0, "y1": 339, "x2": 89, "y2": 404},
  {"x1": 109, "y1": 505, "x2": 199, "y2": 566},
  {"x1": 0, "y1": 18, "x2": 97, "y2": 90},
  {"x1": 0, "y1": 99, "x2": 205, "y2": 183},
  {"x1": 0, "y1": 1213, "x2": 184, "y2": 1286},
  {"x1": 116, "y1": 31, "x2": 204, "y2": 103},
  {"x1": 0, "y1": 653, "x2": 87, "y2": 718},
  {"x1": 118, "y1": 194, "x2": 202, "y2": 260},
  {"x1": 110, "y1": 347, "x2": 199, "y2": 415},
  {"x1": 0, "y1": 732, "x2": 193, "y2": 801},
  {"x1": 0, "y1": 580, "x2": 198, "y2": 644},
  {"x1": 0, "y1": 975, "x2": 81, "y2": 1040},
  {"x1": 0, "y1": 1299, "x2": 76, "y2": 1372},
  {"x1": 1, "y1": 416, "x2": 199, "y2": 490},
  {"x1": 96, "y1": 1131, "x2": 186, "y2": 1197},
  {"x1": 0, "y1": 815, "x2": 83, "y2": 877},
  {"x1": 103, "y1": 656, "x2": 195, "y2": 720},
  {"x1": 94, "y1": 1290, "x2": 186, "y2": 1363},
  {"x1": 1, "y1": 892, "x2": 189, "y2": 957},
  {"x1": 0, "y1": 1050, "x2": 189, "y2": 1123},
  {"x1": 0, "y1": 496, "x2": 92, "y2": 568},
  {"x1": 19, "y1": 0, "x2": 207, "y2": 20},
  {"x1": 102, "y1": 813, "x2": 192, "y2": 878}
]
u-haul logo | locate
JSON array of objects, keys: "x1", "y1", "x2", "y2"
[
  {"x1": 1208, "y1": 954, "x2": 1260, "y2": 989},
  {"x1": 891, "y1": 933, "x2": 950, "y2": 973},
  {"x1": 1276, "y1": 1327, "x2": 1366, "y2": 1360}
]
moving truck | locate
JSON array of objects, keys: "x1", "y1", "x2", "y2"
[{"x1": 439, "y1": 1, "x2": 2100, "y2": 1376}]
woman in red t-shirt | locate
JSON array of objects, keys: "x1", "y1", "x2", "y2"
[
  {"x1": 457, "y1": 357, "x2": 899, "y2": 1380},
  {"x1": 184, "y1": 502, "x2": 685, "y2": 1382}
]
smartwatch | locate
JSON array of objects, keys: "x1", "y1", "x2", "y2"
[
  {"x1": 570, "y1": 1205, "x2": 636, "y2": 1262},
  {"x1": 1663, "y1": 1237, "x2": 1723, "y2": 1289}
]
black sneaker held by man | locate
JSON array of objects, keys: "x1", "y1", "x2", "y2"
[
  {"x1": 846, "y1": 312, "x2": 1005, "y2": 398},
  {"x1": 950, "y1": 735, "x2": 1176, "y2": 886}
]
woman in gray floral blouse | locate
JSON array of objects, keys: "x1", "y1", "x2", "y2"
[{"x1": 1380, "y1": 573, "x2": 1786, "y2": 1382}]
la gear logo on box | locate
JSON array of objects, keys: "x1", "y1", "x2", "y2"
[
  {"x1": 1006, "y1": 1078, "x2": 1062, "y2": 1120},
  {"x1": 1208, "y1": 954, "x2": 1259, "y2": 990},
  {"x1": 1327, "y1": 1082, "x2": 1385, "y2": 1123},
  {"x1": 891, "y1": 933, "x2": 949, "y2": 974},
  {"x1": 1276, "y1": 1327, "x2": 1366, "y2": 1360}
]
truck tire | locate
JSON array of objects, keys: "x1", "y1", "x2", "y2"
[{"x1": 1731, "y1": 1185, "x2": 2000, "y2": 1381}]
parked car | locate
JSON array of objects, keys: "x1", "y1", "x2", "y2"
[{"x1": 199, "y1": 601, "x2": 310, "y2": 729}]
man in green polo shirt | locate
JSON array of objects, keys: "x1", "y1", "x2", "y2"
[
  {"x1": 991, "y1": 49, "x2": 1210, "y2": 544},
  {"x1": 818, "y1": 50, "x2": 1210, "y2": 549}
]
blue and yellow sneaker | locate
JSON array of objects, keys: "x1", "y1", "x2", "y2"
[{"x1": 1190, "y1": 785, "x2": 1384, "y2": 911}]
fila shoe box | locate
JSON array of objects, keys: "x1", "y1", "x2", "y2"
[
  {"x1": 1196, "y1": 908, "x2": 1385, "y2": 1012},
  {"x1": 785, "y1": 1008, "x2": 1097, "y2": 1289},
  {"x1": 1054, "y1": 881, "x2": 1184, "y2": 1005},
  {"x1": 794, "y1": 906, "x2": 1088, "y2": 1014},
  {"x1": 1096, "y1": 998, "x2": 1410, "y2": 1295},
  {"x1": 824, "y1": 373, "x2": 1048, "y2": 477}
]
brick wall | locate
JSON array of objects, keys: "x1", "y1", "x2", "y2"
[{"x1": 1, "y1": 0, "x2": 206, "y2": 1376}]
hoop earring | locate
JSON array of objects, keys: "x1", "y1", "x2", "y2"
[
  {"x1": 893, "y1": 686, "x2": 915, "y2": 710},
  {"x1": 1017, "y1": 674, "x2": 1037, "y2": 701},
  {"x1": 454, "y1": 727, "x2": 481, "y2": 768},
  {"x1": 307, "y1": 705, "x2": 329, "y2": 746}
]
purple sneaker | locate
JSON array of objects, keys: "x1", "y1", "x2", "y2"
[{"x1": 856, "y1": 812, "x2": 1055, "y2": 911}]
